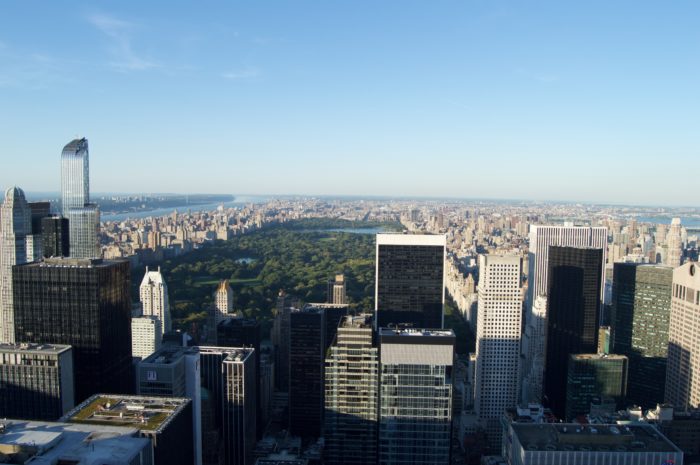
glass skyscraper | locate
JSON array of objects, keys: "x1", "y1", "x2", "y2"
[{"x1": 61, "y1": 138, "x2": 100, "y2": 259}]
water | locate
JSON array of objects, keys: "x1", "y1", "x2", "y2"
[
  {"x1": 634, "y1": 216, "x2": 700, "y2": 228},
  {"x1": 235, "y1": 257, "x2": 256, "y2": 264},
  {"x1": 102, "y1": 195, "x2": 268, "y2": 221}
]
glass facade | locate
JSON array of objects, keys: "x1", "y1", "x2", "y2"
[
  {"x1": 544, "y1": 246, "x2": 603, "y2": 419},
  {"x1": 565, "y1": 354, "x2": 628, "y2": 419},
  {"x1": 376, "y1": 241, "x2": 445, "y2": 329},
  {"x1": 12, "y1": 257, "x2": 133, "y2": 403},
  {"x1": 611, "y1": 263, "x2": 673, "y2": 408},
  {"x1": 378, "y1": 329, "x2": 454, "y2": 465}
]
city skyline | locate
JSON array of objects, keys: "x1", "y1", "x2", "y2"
[{"x1": 1, "y1": 2, "x2": 700, "y2": 204}]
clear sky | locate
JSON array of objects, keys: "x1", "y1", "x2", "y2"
[{"x1": 1, "y1": 1, "x2": 698, "y2": 205}]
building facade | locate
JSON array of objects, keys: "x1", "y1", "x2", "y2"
[
  {"x1": 327, "y1": 274, "x2": 347, "y2": 305},
  {"x1": 611, "y1": 263, "x2": 673, "y2": 407},
  {"x1": 0, "y1": 343, "x2": 74, "y2": 421},
  {"x1": 378, "y1": 328, "x2": 454, "y2": 465},
  {"x1": 375, "y1": 233, "x2": 446, "y2": 329},
  {"x1": 543, "y1": 246, "x2": 604, "y2": 419},
  {"x1": 565, "y1": 354, "x2": 628, "y2": 420},
  {"x1": 0, "y1": 187, "x2": 32, "y2": 343},
  {"x1": 61, "y1": 138, "x2": 100, "y2": 259},
  {"x1": 132, "y1": 316, "x2": 162, "y2": 360},
  {"x1": 41, "y1": 216, "x2": 70, "y2": 258},
  {"x1": 13, "y1": 257, "x2": 133, "y2": 403},
  {"x1": 666, "y1": 262, "x2": 700, "y2": 410},
  {"x1": 474, "y1": 254, "x2": 523, "y2": 452},
  {"x1": 324, "y1": 314, "x2": 378, "y2": 465},
  {"x1": 214, "y1": 280, "x2": 234, "y2": 325},
  {"x1": 289, "y1": 307, "x2": 325, "y2": 439},
  {"x1": 140, "y1": 267, "x2": 171, "y2": 335}
]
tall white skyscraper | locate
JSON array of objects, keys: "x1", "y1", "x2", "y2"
[
  {"x1": 214, "y1": 280, "x2": 234, "y2": 325},
  {"x1": 0, "y1": 187, "x2": 33, "y2": 343},
  {"x1": 522, "y1": 225, "x2": 607, "y2": 402},
  {"x1": 665, "y1": 262, "x2": 700, "y2": 410},
  {"x1": 474, "y1": 254, "x2": 523, "y2": 453},
  {"x1": 61, "y1": 138, "x2": 100, "y2": 259},
  {"x1": 140, "y1": 267, "x2": 171, "y2": 335}
]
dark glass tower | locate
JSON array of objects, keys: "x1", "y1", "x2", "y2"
[
  {"x1": 41, "y1": 216, "x2": 70, "y2": 258},
  {"x1": 611, "y1": 263, "x2": 673, "y2": 408},
  {"x1": 216, "y1": 317, "x2": 263, "y2": 438},
  {"x1": 543, "y1": 246, "x2": 603, "y2": 418},
  {"x1": 375, "y1": 234, "x2": 446, "y2": 329},
  {"x1": 565, "y1": 353, "x2": 628, "y2": 420},
  {"x1": 12, "y1": 257, "x2": 133, "y2": 403},
  {"x1": 289, "y1": 306, "x2": 325, "y2": 439}
]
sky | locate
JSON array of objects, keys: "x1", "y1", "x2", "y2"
[{"x1": 0, "y1": 1, "x2": 699, "y2": 205}]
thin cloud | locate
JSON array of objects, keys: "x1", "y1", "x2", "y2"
[
  {"x1": 222, "y1": 66, "x2": 260, "y2": 80},
  {"x1": 87, "y1": 13, "x2": 158, "y2": 72}
]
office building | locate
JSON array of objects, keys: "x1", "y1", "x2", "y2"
[
  {"x1": 543, "y1": 246, "x2": 603, "y2": 418},
  {"x1": 61, "y1": 138, "x2": 100, "y2": 259},
  {"x1": 217, "y1": 316, "x2": 263, "y2": 438},
  {"x1": 27, "y1": 201, "x2": 50, "y2": 261},
  {"x1": 475, "y1": 254, "x2": 523, "y2": 452},
  {"x1": 214, "y1": 280, "x2": 234, "y2": 325},
  {"x1": 506, "y1": 423, "x2": 683, "y2": 465},
  {"x1": 41, "y1": 216, "x2": 69, "y2": 258},
  {"x1": 140, "y1": 267, "x2": 171, "y2": 335},
  {"x1": 324, "y1": 314, "x2": 378, "y2": 465},
  {"x1": 666, "y1": 262, "x2": 700, "y2": 410},
  {"x1": 303, "y1": 303, "x2": 349, "y2": 351},
  {"x1": 0, "y1": 187, "x2": 32, "y2": 344},
  {"x1": 611, "y1": 263, "x2": 673, "y2": 407},
  {"x1": 375, "y1": 233, "x2": 446, "y2": 329},
  {"x1": 565, "y1": 354, "x2": 628, "y2": 420},
  {"x1": 132, "y1": 316, "x2": 162, "y2": 360},
  {"x1": 63, "y1": 394, "x2": 193, "y2": 465},
  {"x1": 378, "y1": 328, "x2": 454, "y2": 465},
  {"x1": 0, "y1": 343, "x2": 74, "y2": 421},
  {"x1": 199, "y1": 346, "x2": 256, "y2": 465},
  {"x1": 0, "y1": 419, "x2": 153, "y2": 465},
  {"x1": 289, "y1": 306, "x2": 325, "y2": 439},
  {"x1": 138, "y1": 346, "x2": 202, "y2": 465},
  {"x1": 327, "y1": 274, "x2": 347, "y2": 304},
  {"x1": 13, "y1": 257, "x2": 133, "y2": 402},
  {"x1": 523, "y1": 226, "x2": 607, "y2": 406}
]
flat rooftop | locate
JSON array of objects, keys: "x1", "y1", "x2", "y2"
[
  {"x1": 570, "y1": 353, "x2": 628, "y2": 361},
  {"x1": 198, "y1": 346, "x2": 254, "y2": 363},
  {"x1": 28, "y1": 257, "x2": 127, "y2": 268},
  {"x1": 0, "y1": 342, "x2": 72, "y2": 356},
  {"x1": 511, "y1": 423, "x2": 680, "y2": 453},
  {"x1": 379, "y1": 327, "x2": 455, "y2": 338},
  {"x1": 0, "y1": 419, "x2": 149, "y2": 465},
  {"x1": 141, "y1": 345, "x2": 194, "y2": 365},
  {"x1": 61, "y1": 394, "x2": 190, "y2": 434},
  {"x1": 340, "y1": 314, "x2": 373, "y2": 329},
  {"x1": 376, "y1": 233, "x2": 446, "y2": 246}
]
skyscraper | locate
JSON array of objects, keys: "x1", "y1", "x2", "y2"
[
  {"x1": 474, "y1": 254, "x2": 523, "y2": 452},
  {"x1": 667, "y1": 218, "x2": 683, "y2": 268},
  {"x1": 0, "y1": 342, "x2": 74, "y2": 421},
  {"x1": 61, "y1": 138, "x2": 100, "y2": 259},
  {"x1": 140, "y1": 267, "x2": 171, "y2": 335},
  {"x1": 521, "y1": 295, "x2": 547, "y2": 403},
  {"x1": 375, "y1": 233, "x2": 446, "y2": 329},
  {"x1": 565, "y1": 353, "x2": 628, "y2": 420},
  {"x1": 665, "y1": 262, "x2": 700, "y2": 411},
  {"x1": 13, "y1": 257, "x2": 133, "y2": 403},
  {"x1": 611, "y1": 263, "x2": 673, "y2": 407},
  {"x1": 41, "y1": 215, "x2": 70, "y2": 258},
  {"x1": 324, "y1": 314, "x2": 378, "y2": 465},
  {"x1": 214, "y1": 279, "x2": 233, "y2": 325},
  {"x1": 198, "y1": 346, "x2": 256, "y2": 465},
  {"x1": 289, "y1": 306, "x2": 325, "y2": 439},
  {"x1": 27, "y1": 201, "x2": 50, "y2": 261},
  {"x1": 0, "y1": 187, "x2": 32, "y2": 343},
  {"x1": 378, "y1": 328, "x2": 454, "y2": 465},
  {"x1": 543, "y1": 246, "x2": 603, "y2": 418}
]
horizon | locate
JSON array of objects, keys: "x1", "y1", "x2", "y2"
[{"x1": 2, "y1": 2, "x2": 700, "y2": 205}]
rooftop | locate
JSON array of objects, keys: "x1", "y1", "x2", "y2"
[
  {"x1": 141, "y1": 345, "x2": 195, "y2": 365},
  {"x1": 0, "y1": 418, "x2": 149, "y2": 465},
  {"x1": 340, "y1": 314, "x2": 373, "y2": 329},
  {"x1": 379, "y1": 327, "x2": 455, "y2": 338},
  {"x1": 511, "y1": 423, "x2": 681, "y2": 453},
  {"x1": 376, "y1": 232, "x2": 446, "y2": 247},
  {"x1": 570, "y1": 353, "x2": 628, "y2": 361},
  {"x1": 61, "y1": 394, "x2": 190, "y2": 434},
  {"x1": 0, "y1": 342, "x2": 72, "y2": 356},
  {"x1": 198, "y1": 346, "x2": 254, "y2": 363},
  {"x1": 29, "y1": 257, "x2": 127, "y2": 268}
]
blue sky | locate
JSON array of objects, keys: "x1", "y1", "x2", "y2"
[{"x1": 1, "y1": 1, "x2": 699, "y2": 205}]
